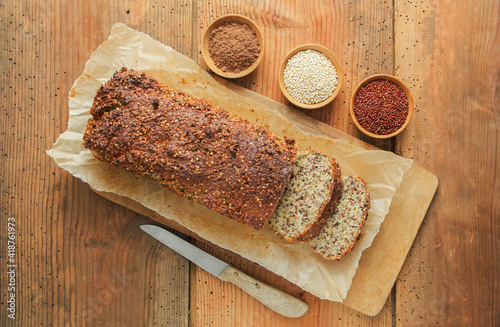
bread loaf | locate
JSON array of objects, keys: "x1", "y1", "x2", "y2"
[
  {"x1": 267, "y1": 150, "x2": 343, "y2": 242},
  {"x1": 83, "y1": 68, "x2": 298, "y2": 230},
  {"x1": 309, "y1": 176, "x2": 370, "y2": 260}
]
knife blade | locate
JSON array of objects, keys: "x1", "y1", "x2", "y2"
[{"x1": 140, "y1": 224, "x2": 309, "y2": 318}]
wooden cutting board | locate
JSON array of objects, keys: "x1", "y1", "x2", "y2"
[{"x1": 94, "y1": 78, "x2": 438, "y2": 316}]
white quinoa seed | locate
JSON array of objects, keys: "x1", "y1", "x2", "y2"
[{"x1": 283, "y1": 49, "x2": 338, "y2": 104}]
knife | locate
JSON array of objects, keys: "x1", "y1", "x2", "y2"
[{"x1": 140, "y1": 224, "x2": 309, "y2": 318}]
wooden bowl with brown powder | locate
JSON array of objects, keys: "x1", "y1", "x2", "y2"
[{"x1": 202, "y1": 14, "x2": 264, "y2": 79}]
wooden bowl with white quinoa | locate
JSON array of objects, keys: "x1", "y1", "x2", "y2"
[{"x1": 279, "y1": 44, "x2": 343, "y2": 109}]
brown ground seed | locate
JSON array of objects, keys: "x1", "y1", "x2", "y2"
[{"x1": 208, "y1": 21, "x2": 260, "y2": 73}]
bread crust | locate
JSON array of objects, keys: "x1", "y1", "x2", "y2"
[{"x1": 83, "y1": 68, "x2": 298, "y2": 230}]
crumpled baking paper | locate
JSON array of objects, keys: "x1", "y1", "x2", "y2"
[{"x1": 47, "y1": 23, "x2": 413, "y2": 302}]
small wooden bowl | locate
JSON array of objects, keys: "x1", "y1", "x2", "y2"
[
  {"x1": 201, "y1": 14, "x2": 264, "y2": 79},
  {"x1": 350, "y1": 74, "x2": 414, "y2": 139},
  {"x1": 279, "y1": 44, "x2": 343, "y2": 109}
]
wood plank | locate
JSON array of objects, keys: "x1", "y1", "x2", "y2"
[
  {"x1": 193, "y1": 3, "x2": 399, "y2": 323},
  {"x1": 394, "y1": 0, "x2": 499, "y2": 325},
  {"x1": 0, "y1": 1, "x2": 193, "y2": 326},
  {"x1": 3, "y1": 0, "x2": 495, "y2": 326}
]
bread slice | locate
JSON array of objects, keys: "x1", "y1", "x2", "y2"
[
  {"x1": 267, "y1": 150, "x2": 343, "y2": 242},
  {"x1": 310, "y1": 176, "x2": 370, "y2": 260}
]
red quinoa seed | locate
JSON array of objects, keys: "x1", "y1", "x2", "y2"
[{"x1": 353, "y1": 79, "x2": 409, "y2": 135}]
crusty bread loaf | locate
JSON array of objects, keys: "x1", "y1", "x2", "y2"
[
  {"x1": 83, "y1": 68, "x2": 298, "y2": 230},
  {"x1": 267, "y1": 150, "x2": 343, "y2": 242},
  {"x1": 309, "y1": 176, "x2": 370, "y2": 260}
]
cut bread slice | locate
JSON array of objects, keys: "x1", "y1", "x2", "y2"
[
  {"x1": 268, "y1": 150, "x2": 343, "y2": 242},
  {"x1": 310, "y1": 175, "x2": 370, "y2": 260}
]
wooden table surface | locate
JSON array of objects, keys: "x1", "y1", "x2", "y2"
[{"x1": 1, "y1": 1, "x2": 498, "y2": 326}]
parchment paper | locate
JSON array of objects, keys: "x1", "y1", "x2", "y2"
[{"x1": 47, "y1": 23, "x2": 413, "y2": 302}]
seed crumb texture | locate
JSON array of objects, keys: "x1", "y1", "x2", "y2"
[
  {"x1": 310, "y1": 176, "x2": 370, "y2": 261},
  {"x1": 268, "y1": 150, "x2": 343, "y2": 242}
]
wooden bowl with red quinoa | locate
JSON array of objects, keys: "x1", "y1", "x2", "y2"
[{"x1": 350, "y1": 74, "x2": 413, "y2": 139}]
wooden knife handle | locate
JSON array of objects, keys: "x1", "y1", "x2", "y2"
[{"x1": 218, "y1": 265, "x2": 309, "y2": 318}]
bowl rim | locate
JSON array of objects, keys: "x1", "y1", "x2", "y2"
[
  {"x1": 349, "y1": 74, "x2": 414, "y2": 139},
  {"x1": 278, "y1": 43, "x2": 343, "y2": 110},
  {"x1": 201, "y1": 14, "x2": 264, "y2": 79}
]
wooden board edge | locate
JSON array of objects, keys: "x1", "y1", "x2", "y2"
[{"x1": 342, "y1": 164, "x2": 439, "y2": 316}]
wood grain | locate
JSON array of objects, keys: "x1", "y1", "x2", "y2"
[
  {"x1": 394, "y1": 0, "x2": 500, "y2": 325},
  {"x1": 0, "y1": 0, "x2": 498, "y2": 326},
  {"x1": 0, "y1": 1, "x2": 194, "y2": 326}
]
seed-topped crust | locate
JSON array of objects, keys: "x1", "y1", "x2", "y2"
[{"x1": 83, "y1": 68, "x2": 298, "y2": 230}]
